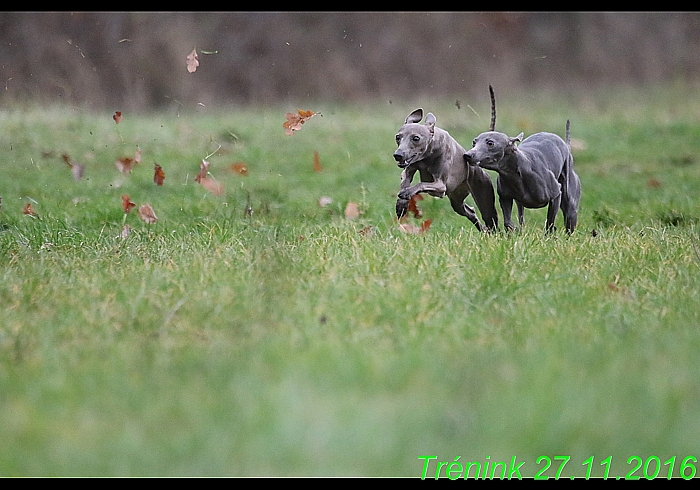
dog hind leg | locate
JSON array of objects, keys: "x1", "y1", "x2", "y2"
[{"x1": 449, "y1": 194, "x2": 484, "y2": 231}]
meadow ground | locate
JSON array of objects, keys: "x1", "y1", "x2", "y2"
[{"x1": 1, "y1": 84, "x2": 700, "y2": 477}]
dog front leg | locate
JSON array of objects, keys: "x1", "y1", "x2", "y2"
[
  {"x1": 500, "y1": 196, "x2": 517, "y2": 231},
  {"x1": 397, "y1": 167, "x2": 417, "y2": 219},
  {"x1": 398, "y1": 181, "x2": 447, "y2": 201}
]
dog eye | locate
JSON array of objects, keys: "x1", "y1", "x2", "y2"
[
  {"x1": 411, "y1": 136, "x2": 420, "y2": 142},
  {"x1": 487, "y1": 140, "x2": 494, "y2": 148},
  {"x1": 472, "y1": 139, "x2": 476, "y2": 147},
  {"x1": 395, "y1": 135, "x2": 400, "y2": 143}
]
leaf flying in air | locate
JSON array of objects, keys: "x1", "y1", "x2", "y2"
[
  {"x1": 398, "y1": 219, "x2": 432, "y2": 235},
  {"x1": 195, "y1": 159, "x2": 223, "y2": 195},
  {"x1": 313, "y1": 150, "x2": 322, "y2": 172},
  {"x1": 186, "y1": 48, "x2": 199, "y2": 73},
  {"x1": 154, "y1": 163, "x2": 165, "y2": 186},
  {"x1": 121, "y1": 194, "x2": 136, "y2": 213},
  {"x1": 62, "y1": 153, "x2": 85, "y2": 181},
  {"x1": 195, "y1": 159, "x2": 209, "y2": 183},
  {"x1": 408, "y1": 194, "x2": 423, "y2": 219},
  {"x1": 199, "y1": 177, "x2": 224, "y2": 195},
  {"x1": 113, "y1": 111, "x2": 122, "y2": 124},
  {"x1": 318, "y1": 196, "x2": 333, "y2": 207},
  {"x1": 138, "y1": 203, "x2": 158, "y2": 224},
  {"x1": 115, "y1": 148, "x2": 142, "y2": 174},
  {"x1": 22, "y1": 203, "x2": 38, "y2": 217},
  {"x1": 345, "y1": 202, "x2": 360, "y2": 220},
  {"x1": 230, "y1": 162, "x2": 248, "y2": 176},
  {"x1": 283, "y1": 109, "x2": 320, "y2": 135}
]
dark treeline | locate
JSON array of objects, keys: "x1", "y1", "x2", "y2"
[{"x1": 1, "y1": 12, "x2": 699, "y2": 110}]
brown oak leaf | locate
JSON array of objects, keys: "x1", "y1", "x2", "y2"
[
  {"x1": 154, "y1": 163, "x2": 165, "y2": 186},
  {"x1": 121, "y1": 194, "x2": 136, "y2": 213},
  {"x1": 138, "y1": 203, "x2": 158, "y2": 224},
  {"x1": 194, "y1": 159, "x2": 209, "y2": 183},
  {"x1": 345, "y1": 201, "x2": 360, "y2": 220},
  {"x1": 22, "y1": 202, "x2": 38, "y2": 217},
  {"x1": 398, "y1": 219, "x2": 432, "y2": 235},
  {"x1": 283, "y1": 109, "x2": 319, "y2": 135},
  {"x1": 199, "y1": 177, "x2": 224, "y2": 196},
  {"x1": 62, "y1": 153, "x2": 85, "y2": 181},
  {"x1": 408, "y1": 194, "x2": 423, "y2": 219},
  {"x1": 115, "y1": 148, "x2": 142, "y2": 174},
  {"x1": 230, "y1": 162, "x2": 248, "y2": 176}
]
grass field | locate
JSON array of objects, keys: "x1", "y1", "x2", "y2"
[{"x1": 1, "y1": 84, "x2": 700, "y2": 477}]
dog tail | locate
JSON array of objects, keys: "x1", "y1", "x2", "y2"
[
  {"x1": 565, "y1": 119, "x2": 571, "y2": 147},
  {"x1": 489, "y1": 84, "x2": 496, "y2": 131}
]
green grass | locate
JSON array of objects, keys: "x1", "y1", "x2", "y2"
[{"x1": 2, "y1": 84, "x2": 700, "y2": 477}]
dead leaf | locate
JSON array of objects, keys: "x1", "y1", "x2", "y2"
[
  {"x1": 283, "y1": 109, "x2": 320, "y2": 135},
  {"x1": 194, "y1": 159, "x2": 210, "y2": 183},
  {"x1": 345, "y1": 201, "x2": 360, "y2": 220},
  {"x1": 455, "y1": 100, "x2": 461, "y2": 110},
  {"x1": 113, "y1": 111, "x2": 122, "y2": 124},
  {"x1": 230, "y1": 162, "x2": 248, "y2": 176},
  {"x1": 154, "y1": 163, "x2": 165, "y2": 186},
  {"x1": 359, "y1": 225, "x2": 374, "y2": 237},
  {"x1": 313, "y1": 150, "x2": 322, "y2": 172},
  {"x1": 120, "y1": 224, "x2": 131, "y2": 239},
  {"x1": 186, "y1": 48, "x2": 199, "y2": 73},
  {"x1": 194, "y1": 159, "x2": 224, "y2": 195},
  {"x1": 115, "y1": 148, "x2": 142, "y2": 174},
  {"x1": 408, "y1": 194, "x2": 423, "y2": 219},
  {"x1": 121, "y1": 194, "x2": 136, "y2": 213},
  {"x1": 199, "y1": 177, "x2": 224, "y2": 196},
  {"x1": 116, "y1": 157, "x2": 137, "y2": 173},
  {"x1": 61, "y1": 153, "x2": 85, "y2": 181},
  {"x1": 399, "y1": 219, "x2": 432, "y2": 235},
  {"x1": 138, "y1": 203, "x2": 158, "y2": 224},
  {"x1": 318, "y1": 196, "x2": 333, "y2": 207},
  {"x1": 647, "y1": 178, "x2": 662, "y2": 189},
  {"x1": 22, "y1": 202, "x2": 37, "y2": 217}
]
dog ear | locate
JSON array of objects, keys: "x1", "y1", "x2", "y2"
[
  {"x1": 405, "y1": 109, "x2": 423, "y2": 125},
  {"x1": 425, "y1": 113, "x2": 436, "y2": 134},
  {"x1": 506, "y1": 133, "x2": 524, "y2": 153}
]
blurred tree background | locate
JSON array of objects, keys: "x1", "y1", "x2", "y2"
[{"x1": 1, "y1": 12, "x2": 699, "y2": 111}]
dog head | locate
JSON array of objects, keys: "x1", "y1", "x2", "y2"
[
  {"x1": 393, "y1": 109, "x2": 436, "y2": 168},
  {"x1": 463, "y1": 131, "x2": 523, "y2": 171}
]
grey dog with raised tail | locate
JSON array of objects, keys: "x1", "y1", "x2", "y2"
[
  {"x1": 463, "y1": 90, "x2": 581, "y2": 234},
  {"x1": 393, "y1": 109, "x2": 498, "y2": 232}
]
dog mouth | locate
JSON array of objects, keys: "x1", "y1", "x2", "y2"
[
  {"x1": 466, "y1": 154, "x2": 495, "y2": 169},
  {"x1": 395, "y1": 154, "x2": 415, "y2": 168},
  {"x1": 464, "y1": 154, "x2": 482, "y2": 167}
]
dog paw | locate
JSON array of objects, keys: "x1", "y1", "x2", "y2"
[
  {"x1": 396, "y1": 198, "x2": 409, "y2": 219},
  {"x1": 397, "y1": 189, "x2": 413, "y2": 201}
]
